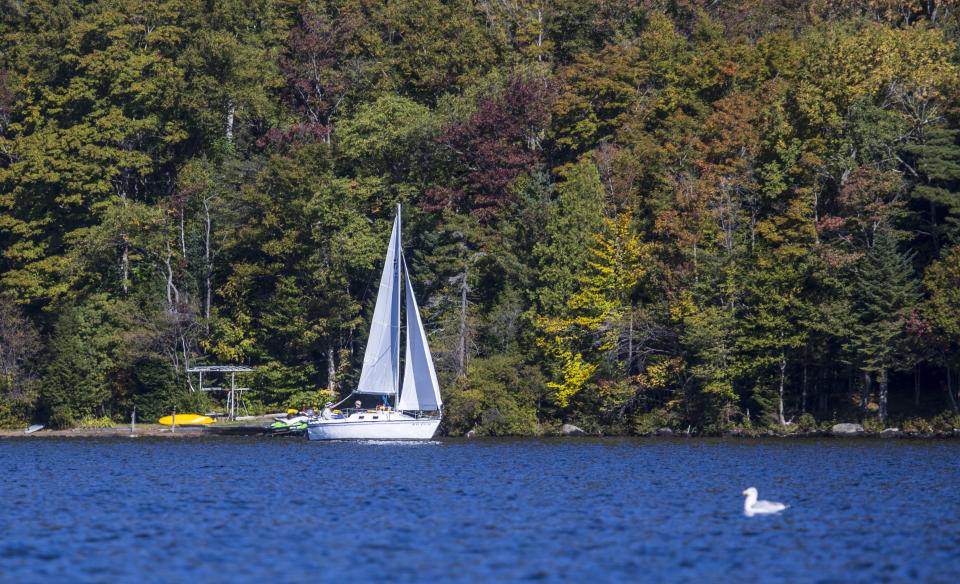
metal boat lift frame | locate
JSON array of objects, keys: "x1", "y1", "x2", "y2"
[{"x1": 185, "y1": 365, "x2": 255, "y2": 420}]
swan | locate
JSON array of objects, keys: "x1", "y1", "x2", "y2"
[{"x1": 742, "y1": 487, "x2": 787, "y2": 516}]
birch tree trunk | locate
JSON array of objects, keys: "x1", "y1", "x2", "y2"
[
  {"x1": 225, "y1": 102, "x2": 235, "y2": 146},
  {"x1": 878, "y1": 368, "x2": 888, "y2": 425},
  {"x1": 203, "y1": 196, "x2": 214, "y2": 331},
  {"x1": 327, "y1": 344, "x2": 337, "y2": 395},
  {"x1": 861, "y1": 370, "x2": 872, "y2": 417},
  {"x1": 778, "y1": 351, "x2": 787, "y2": 426},
  {"x1": 801, "y1": 355, "x2": 808, "y2": 414},
  {"x1": 456, "y1": 265, "x2": 469, "y2": 378}
]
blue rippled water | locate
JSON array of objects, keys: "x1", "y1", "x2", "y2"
[{"x1": 1, "y1": 437, "x2": 958, "y2": 583}]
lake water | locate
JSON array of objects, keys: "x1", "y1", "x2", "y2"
[{"x1": 1, "y1": 437, "x2": 958, "y2": 583}]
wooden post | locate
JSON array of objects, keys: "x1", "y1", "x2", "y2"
[{"x1": 131, "y1": 406, "x2": 136, "y2": 434}]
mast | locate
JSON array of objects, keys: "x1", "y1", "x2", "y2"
[{"x1": 394, "y1": 203, "x2": 402, "y2": 410}]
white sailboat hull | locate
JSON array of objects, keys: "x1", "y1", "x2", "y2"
[{"x1": 307, "y1": 415, "x2": 440, "y2": 441}]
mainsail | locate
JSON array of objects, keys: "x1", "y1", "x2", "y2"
[
  {"x1": 356, "y1": 210, "x2": 402, "y2": 395},
  {"x1": 398, "y1": 256, "x2": 443, "y2": 411}
]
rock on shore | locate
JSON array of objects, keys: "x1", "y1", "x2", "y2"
[
  {"x1": 831, "y1": 423, "x2": 865, "y2": 436},
  {"x1": 561, "y1": 424, "x2": 586, "y2": 436}
]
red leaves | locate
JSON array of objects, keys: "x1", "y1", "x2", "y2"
[
  {"x1": 256, "y1": 123, "x2": 331, "y2": 149},
  {"x1": 428, "y1": 76, "x2": 554, "y2": 221},
  {"x1": 904, "y1": 307, "x2": 932, "y2": 338},
  {"x1": 278, "y1": 8, "x2": 359, "y2": 130}
]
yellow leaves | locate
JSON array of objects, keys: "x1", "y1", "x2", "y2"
[
  {"x1": 636, "y1": 357, "x2": 683, "y2": 391},
  {"x1": 796, "y1": 21, "x2": 958, "y2": 131},
  {"x1": 586, "y1": 212, "x2": 649, "y2": 299},
  {"x1": 537, "y1": 336, "x2": 598, "y2": 409},
  {"x1": 536, "y1": 212, "x2": 647, "y2": 407},
  {"x1": 669, "y1": 290, "x2": 697, "y2": 322}
]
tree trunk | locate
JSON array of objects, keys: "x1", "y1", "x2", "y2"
[
  {"x1": 778, "y1": 351, "x2": 787, "y2": 426},
  {"x1": 181, "y1": 332, "x2": 194, "y2": 391},
  {"x1": 878, "y1": 368, "x2": 888, "y2": 425},
  {"x1": 861, "y1": 370, "x2": 872, "y2": 417},
  {"x1": 225, "y1": 102, "x2": 235, "y2": 146},
  {"x1": 947, "y1": 367, "x2": 958, "y2": 413},
  {"x1": 119, "y1": 184, "x2": 130, "y2": 295},
  {"x1": 121, "y1": 245, "x2": 130, "y2": 294},
  {"x1": 535, "y1": 9, "x2": 544, "y2": 62},
  {"x1": 813, "y1": 188, "x2": 820, "y2": 245},
  {"x1": 164, "y1": 245, "x2": 180, "y2": 309},
  {"x1": 456, "y1": 265, "x2": 468, "y2": 378},
  {"x1": 179, "y1": 208, "x2": 187, "y2": 256},
  {"x1": 627, "y1": 310, "x2": 634, "y2": 375},
  {"x1": 801, "y1": 354, "x2": 808, "y2": 414},
  {"x1": 327, "y1": 344, "x2": 337, "y2": 396},
  {"x1": 203, "y1": 197, "x2": 213, "y2": 330}
]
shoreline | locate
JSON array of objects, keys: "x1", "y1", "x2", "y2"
[
  {"x1": 0, "y1": 425, "x2": 216, "y2": 438},
  {"x1": 1, "y1": 426, "x2": 959, "y2": 440}
]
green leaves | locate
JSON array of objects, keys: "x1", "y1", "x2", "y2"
[
  {"x1": 3, "y1": 1, "x2": 960, "y2": 432},
  {"x1": 846, "y1": 230, "x2": 921, "y2": 374}
]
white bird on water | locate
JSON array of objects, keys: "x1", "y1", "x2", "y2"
[{"x1": 742, "y1": 487, "x2": 787, "y2": 516}]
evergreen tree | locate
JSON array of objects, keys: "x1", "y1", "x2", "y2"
[
  {"x1": 845, "y1": 230, "x2": 921, "y2": 423},
  {"x1": 41, "y1": 301, "x2": 113, "y2": 427},
  {"x1": 531, "y1": 157, "x2": 605, "y2": 315},
  {"x1": 922, "y1": 245, "x2": 960, "y2": 411},
  {"x1": 903, "y1": 126, "x2": 960, "y2": 254}
]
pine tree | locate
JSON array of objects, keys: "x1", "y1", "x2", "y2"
[
  {"x1": 41, "y1": 303, "x2": 112, "y2": 427},
  {"x1": 531, "y1": 158, "x2": 605, "y2": 316},
  {"x1": 903, "y1": 126, "x2": 960, "y2": 254},
  {"x1": 845, "y1": 230, "x2": 921, "y2": 423}
]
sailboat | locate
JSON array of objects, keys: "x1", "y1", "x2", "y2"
[{"x1": 307, "y1": 204, "x2": 442, "y2": 440}]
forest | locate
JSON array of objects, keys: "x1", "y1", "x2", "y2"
[{"x1": 2, "y1": 0, "x2": 960, "y2": 435}]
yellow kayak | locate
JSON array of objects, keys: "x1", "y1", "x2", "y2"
[{"x1": 158, "y1": 414, "x2": 214, "y2": 426}]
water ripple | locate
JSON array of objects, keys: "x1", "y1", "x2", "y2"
[{"x1": 0, "y1": 437, "x2": 958, "y2": 582}]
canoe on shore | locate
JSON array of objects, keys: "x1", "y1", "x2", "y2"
[{"x1": 158, "y1": 414, "x2": 214, "y2": 426}]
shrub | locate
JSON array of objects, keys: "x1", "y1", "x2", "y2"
[
  {"x1": 443, "y1": 355, "x2": 546, "y2": 436},
  {"x1": 632, "y1": 408, "x2": 678, "y2": 435},
  {"x1": 76, "y1": 416, "x2": 116, "y2": 428},
  {"x1": 930, "y1": 411, "x2": 960, "y2": 432},
  {"x1": 902, "y1": 417, "x2": 934, "y2": 433},
  {"x1": 796, "y1": 413, "x2": 817, "y2": 432},
  {"x1": 285, "y1": 389, "x2": 334, "y2": 412}
]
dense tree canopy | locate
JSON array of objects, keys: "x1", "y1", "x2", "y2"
[{"x1": 2, "y1": 0, "x2": 960, "y2": 433}]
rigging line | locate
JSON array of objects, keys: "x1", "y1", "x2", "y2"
[{"x1": 328, "y1": 392, "x2": 355, "y2": 410}]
